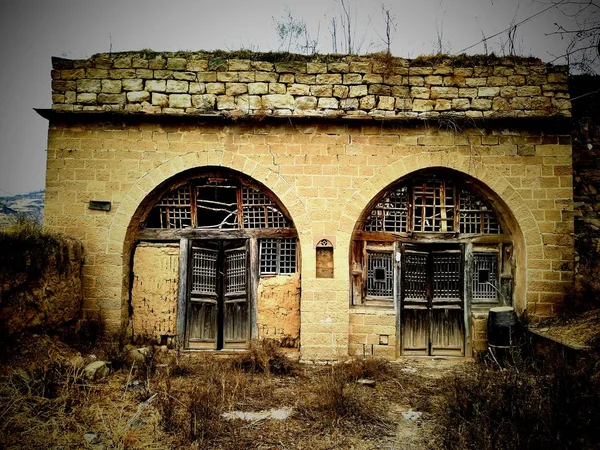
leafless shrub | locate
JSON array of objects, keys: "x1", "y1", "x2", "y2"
[
  {"x1": 232, "y1": 339, "x2": 300, "y2": 376},
  {"x1": 439, "y1": 351, "x2": 600, "y2": 449}
]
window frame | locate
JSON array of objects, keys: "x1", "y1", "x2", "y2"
[{"x1": 259, "y1": 237, "x2": 298, "y2": 276}]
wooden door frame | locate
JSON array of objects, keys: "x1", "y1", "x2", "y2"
[
  {"x1": 397, "y1": 242, "x2": 467, "y2": 357},
  {"x1": 176, "y1": 236, "x2": 257, "y2": 350}
]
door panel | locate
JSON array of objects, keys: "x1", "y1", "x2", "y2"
[
  {"x1": 401, "y1": 307, "x2": 429, "y2": 355},
  {"x1": 431, "y1": 251, "x2": 464, "y2": 356},
  {"x1": 186, "y1": 240, "x2": 249, "y2": 350},
  {"x1": 400, "y1": 246, "x2": 465, "y2": 356},
  {"x1": 187, "y1": 244, "x2": 219, "y2": 349},
  {"x1": 223, "y1": 242, "x2": 249, "y2": 348}
]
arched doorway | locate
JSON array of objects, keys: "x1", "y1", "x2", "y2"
[
  {"x1": 350, "y1": 168, "x2": 515, "y2": 357},
  {"x1": 131, "y1": 167, "x2": 299, "y2": 350}
]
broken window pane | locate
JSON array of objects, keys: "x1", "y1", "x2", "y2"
[
  {"x1": 412, "y1": 180, "x2": 455, "y2": 233},
  {"x1": 145, "y1": 176, "x2": 293, "y2": 230},
  {"x1": 472, "y1": 253, "x2": 498, "y2": 302},
  {"x1": 196, "y1": 185, "x2": 238, "y2": 229}
]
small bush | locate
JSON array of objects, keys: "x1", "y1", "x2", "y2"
[
  {"x1": 439, "y1": 352, "x2": 600, "y2": 450},
  {"x1": 301, "y1": 362, "x2": 393, "y2": 435},
  {"x1": 343, "y1": 356, "x2": 392, "y2": 381},
  {"x1": 232, "y1": 339, "x2": 299, "y2": 376},
  {"x1": 154, "y1": 356, "x2": 247, "y2": 447}
]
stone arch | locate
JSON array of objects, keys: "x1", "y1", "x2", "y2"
[
  {"x1": 106, "y1": 149, "x2": 310, "y2": 330},
  {"x1": 339, "y1": 151, "x2": 538, "y2": 313}
]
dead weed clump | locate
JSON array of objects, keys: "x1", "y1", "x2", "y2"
[
  {"x1": 232, "y1": 339, "x2": 300, "y2": 376},
  {"x1": 154, "y1": 356, "x2": 248, "y2": 447},
  {"x1": 300, "y1": 360, "x2": 394, "y2": 437},
  {"x1": 438, "y1": 353, "x2": 600, "y2": 450}
]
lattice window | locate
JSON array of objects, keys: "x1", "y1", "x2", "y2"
[
  {"x1": 225, "y1": 250, "x2": 246, "y2": 295},
  {"x1": 154, "y1": 186, "x2": 192, "y2": 229},
  {"x1": 191, "y1": 248, "x2": 218, "y2": 295},
  {"x1": 458, "y1": 189, "x2": 501, "y2": 234},
  {"x1": 362, "y1": 177, "x2": 501, "y2": 235},
  {"x1": 366, "y1": 252, "x2": 393, "y2": 298},
  {"x1": 259, "y1": 238, "x2": 297, "y2": 275},
  {"x1": 364, "y1": 187, "x2": 408, "y2": 232},
  {"x1": 242, "y1": 187, "x2": 290, "y2": 228},
  {"x1": 404, "y1": 251, "x2": 428, "y2": 301},
  {"x1": 472, "y1": 253, "x2": 499, "y2": 302},
  {"x1": 432, "y1": 252, "x2": 461, "y2": 300},
  {"x1": 412, "y1": 180, "x2": 455, "y2": 233},
  {"x1": 145, "y1": 178, "x2": 293, "y2": 230}
]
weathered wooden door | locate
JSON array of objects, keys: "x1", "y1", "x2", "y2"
[
  {"x1": 400, "y1": 245, "x2": 464, "y2": 356},
  {"x1": 186, "y1": 240, "x2": 249, "y2": 350}
]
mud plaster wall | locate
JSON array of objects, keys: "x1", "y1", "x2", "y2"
[
  {"x1": 0, "y1": 235, "x2": 83, "y2": 336},
  {"x1": 131, "y1": 243, "x2": 179, "y2": 342},
  {"x1": 257, "y1": 273, "x2": 300, "y2": 348}
]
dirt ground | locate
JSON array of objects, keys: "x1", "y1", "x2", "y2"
[{"x1": 0, "y1": 334, "x2": 472, "y2": 450}]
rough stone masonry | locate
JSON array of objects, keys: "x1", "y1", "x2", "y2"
[{"x1": 42, "y1": 50, "x2": 573, "y2": 361}]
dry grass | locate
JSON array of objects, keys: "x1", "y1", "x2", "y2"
[
  {"x1": 0, "y1": 336, "x2": 418, "y2": 449},
  {"x1": 438, "y1": 348, "x2": 600, "y2": 450}
]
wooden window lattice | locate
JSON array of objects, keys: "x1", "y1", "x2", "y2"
[
  {"x1": 412, "y1": 180, "x2": 455, "y2": 233},
  {"x1": 363, "y1": 179, "x2": 500, "y2": 235},
  {"x1": 366, "y1": 252, "x2": 394, "y2": 298},
  {"x1": 242, "y1": 188, "x2": 290, "y2": 229},
  {"x1": 191, "y1": 249, "x2": 218, "y2": 295},
  {"x1": 148, "y1": 180, "x2": 291, "y2": 230},
  {"x1": 259, "y1": 238, "x2": 297, "y2": 275},
  {"x1": 364, "y1": 187, "x2": 408, "y2": 232},
  {"x1": 403, "y1": 252, "x2": 428, "y2": 301},
  {"x1": 458, "y1": 189, "x2": 500, "y2": 234},
  {"x1": 225, "y1": 250, "x2": 247, "y2": 295},
  {"x1": 156, "y1": 186, "x2": 193, "y2": 229},
  {"x1": 432, "y1": 252, "x2": 461, "y2": 300},
  {"x1": 472, "y1": 253, "x2": 499, "y2": 302}
]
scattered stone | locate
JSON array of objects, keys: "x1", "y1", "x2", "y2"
[
  {"x1": 83, "y1": 433, "x2": 97, "y2": 443},
  {"x1": 357, "y1": 378, "x2": 376, "y2": 387},
  {"x1": 402, "y1": 410, "x2": 423, "y2": 421},
  {"x1": 84, "y1": 360, "x2": 111, "y2": 381}
]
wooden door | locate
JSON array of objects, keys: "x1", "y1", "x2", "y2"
[
  {"x1": 222, "y1": 241, "x2": 250, "y2": 349},
  {"x1": 186, "y1": 240, "x2": 249, "y2": 350},
  {"x1": 400, "y1": 246, "x2": 464, "y2": 356}
]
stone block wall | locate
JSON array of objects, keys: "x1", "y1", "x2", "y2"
[
  {"x1": 42, "y1": 51, "x2": 574, "y2": 360},
  {"x1": 50, "y1": 51, "x2": 570, "y2": 119}
]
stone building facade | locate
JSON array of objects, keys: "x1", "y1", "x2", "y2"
[{"x1": 41, "y1": 51, "x2": 574, "y2": 360}]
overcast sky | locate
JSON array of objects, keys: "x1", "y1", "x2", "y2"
[{"x1": 0, "y1": 0, "x2": 582, "y2": 196}]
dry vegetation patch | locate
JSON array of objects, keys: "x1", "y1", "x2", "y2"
[{"x1": 0, "y1": 337, "x2": 461, "y2": 449}]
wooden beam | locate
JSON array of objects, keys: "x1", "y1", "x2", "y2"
[
  {"x1": 249, "y1": 237, "x2": 259, "y2": 341},
  {"x1": 136, "y1": 227, "x2": 297, "y2": 241},
  {"x1": 176, "y1": 238, "x2": 189, "y2": 349},
  {"x1": 354, "y1": 231, "x2": 513, "y2": 244}
]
